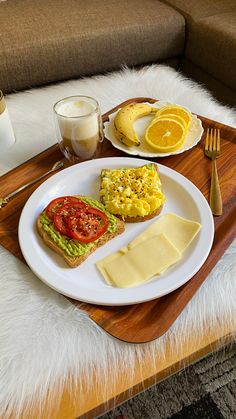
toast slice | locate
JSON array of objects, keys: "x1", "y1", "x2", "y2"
[
  {"x1": 100, "y1": 163, "x2": 165, "y2": 223},
  {"x1": 37, "y1": 196, "x2": 125, "y2": 268},
  {"x1": 119, "y1": 205, "x2": 163, "y2": 223}
]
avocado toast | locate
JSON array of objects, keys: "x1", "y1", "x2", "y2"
[{"x1": 37, "y1": 195, "x2": 125, "y2": 267}]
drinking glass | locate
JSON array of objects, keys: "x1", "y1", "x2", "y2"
[
  {"x1": 53, "y1": 95, "x2": 103, "y2": 163},
  {"x1": 0, "y1": 90, "x2": 16, "y2": 149}
]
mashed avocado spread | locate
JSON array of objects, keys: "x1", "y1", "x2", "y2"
[{"x1": 40, "y1": 196, "x2": 117, "y2": 257}]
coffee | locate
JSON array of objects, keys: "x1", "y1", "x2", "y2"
[
  {"x1": 62, "y1": 133, "x2": 100, "y2": 160},
  {"x1": 54, "y1": 97, "x2": 102, "y2": 162}
]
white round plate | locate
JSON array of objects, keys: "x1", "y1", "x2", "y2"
[
  {"x1": 19, "y1": 157, "x2": 214, "y2": 306},
  {"x1": 104, "y1": 101, "x2": 204, "y2": 158}
]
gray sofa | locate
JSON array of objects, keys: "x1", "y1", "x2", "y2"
[{"x1": 0, "y1": 0, "x2": 235, "y2": 105}]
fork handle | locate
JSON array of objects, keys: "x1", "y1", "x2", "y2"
[{"x1": 210, "y1": 159, "x2": 222, "y2": 216}]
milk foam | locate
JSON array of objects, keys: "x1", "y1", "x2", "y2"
[
  {"x1": 58, "y1": 100, "x2": 95, "y2": 118},
  {"x1": 58, "y1": 100, "x2": 99, "y2": 140}
]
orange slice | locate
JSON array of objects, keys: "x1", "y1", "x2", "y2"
[
  {"x1": 154, "y1": 113, "x2": 187, "y2": 130},
  {"x1": 156, "y1": 105, "x2": 192, "y2": 129},
  {"x1": 145, "y1": 118, "x2": 185, "y2": 153}
]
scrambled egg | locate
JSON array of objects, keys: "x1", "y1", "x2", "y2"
[{"x1": 100, "y1": 164, "x2": 166, "y2": 218}]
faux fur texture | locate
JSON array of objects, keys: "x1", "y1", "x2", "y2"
[
  {"x1": 2, "y1": 65, "x2": 236, "y2": 174},
  {"x1": 0, "y1": 65, "x2": 235, "y2": 418}
]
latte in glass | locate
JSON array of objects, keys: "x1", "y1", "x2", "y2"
[{"x1": 54, "y1": 96, "x2": 103, "y2": 163}]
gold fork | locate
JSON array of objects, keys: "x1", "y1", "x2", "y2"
[{"x1": 204, "y1": 128, "x2": 222, "y2": 216}]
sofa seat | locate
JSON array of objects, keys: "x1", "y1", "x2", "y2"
[
  {"x1": 162, "y1": 0, "x2": 236, "y2": 21},
  {"x1": 185, "y1": 12, "x2": 236, "y2": 92},
  {"x1": 0, "y1": 0, "x2": 185, "y2": 93},
  {"x1": 162, "y1": 0, "x2": 236, "y2": 104}
]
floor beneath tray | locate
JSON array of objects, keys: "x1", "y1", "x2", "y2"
[{"x1": 100, "y1": 342, "x2": 236, "y2": 419}]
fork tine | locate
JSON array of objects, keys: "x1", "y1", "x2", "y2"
[
  {"x1": 209, "y1": 128, "x2": 213, "y2": 151},
  {"x1": 205, "y1": 128, "x2": 209, "y2": 150},
  {"x1": 213, "y1": 128, "x2": 217, "y2": 150},
  {"x1": 217, "y1": 129, "x2": 221, "y2": 152}
]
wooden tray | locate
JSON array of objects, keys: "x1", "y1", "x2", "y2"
[{"x1": 0, "y1": 98, "x2": 235, "y2": 344}]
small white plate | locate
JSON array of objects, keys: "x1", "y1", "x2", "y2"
[
  {"x1": 19, "y1": 157, "x2": 214, "y2": 306},
  {"x1": 104, "y1": 102, "x2": 204, "y2": 158}
]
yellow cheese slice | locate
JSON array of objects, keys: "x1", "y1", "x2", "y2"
[
  {"x1": 96, "y1": 251, "x2": 123, "y2": 285},
  {"x1": 103, "y1": 233, "x2": 181, "y2": 288},
  {"x1": 96, "y1": 245, "x2": 129, "y2": 284},
  {"x1": 96, "y1": 213, "x2": 201, "y2": 288},
  {"x1": 128, "y1": 213, "x2": 201, "y2": 253}
]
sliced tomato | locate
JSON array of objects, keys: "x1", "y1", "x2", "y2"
[
  {"x1": 67, "y1": 207, "x2": 109, "y2": 243},
  {"x1": 45, "y1": 196, "x2": 85, "y2": 220},
  {"x1": 53, "y1": 202, "x2": 89, "y2": 237}
]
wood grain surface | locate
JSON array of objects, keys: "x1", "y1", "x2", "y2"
[{"x1": 0, "y1": 98, "x2": 235, "y2": 343}]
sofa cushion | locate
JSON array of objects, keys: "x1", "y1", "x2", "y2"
[
  {"x1": 186, "y1": 12, "x2": 236, "y2": 91},
  {"x1": 161, "y1": 0, "x2": 236, "y2": 93},
  {"x1": 182, "y1": 59, "x2": 236, "y2": 106},
  {"x1": 0, "y1": 0, "x2": 185, "y2": 93},
  {"x1": 162, "y1": 0, "x2": 236, "y2": 21}
]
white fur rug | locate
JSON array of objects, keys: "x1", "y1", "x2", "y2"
[
  {"x1": 0, "y1": 65, "x2": 236, "y2": 418},
  {"x1": 2, "y1": 65, "x2": 236, "y2": 174}
]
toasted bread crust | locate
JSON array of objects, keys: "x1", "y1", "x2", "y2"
[
  {"x1": 37, "y1": 214, "x2": 125, "y2": 268},
  {"x1": 113, "y1": 205, "x2": 163, "y2": 223},
  {"x1": 100, "y1": 163, "x2": 164, "y2": 223}
]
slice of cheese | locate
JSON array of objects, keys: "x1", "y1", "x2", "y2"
[
  {"x1": 128, "y1": 213, "x2": 201, "y2": 253},
  {"x1": 96, "y1": 213, "x2": 201, "y2": 288},
  {"x1": 103, "y1": 233, "x2": 181, "y2": 288},
  {"x1": 96, "y1": 250, "x2": 124, "y2": 285}
]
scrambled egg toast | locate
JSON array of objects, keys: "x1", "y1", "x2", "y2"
[{"x1": 100, "y1": 163, "x2": 166, "y2": 222}]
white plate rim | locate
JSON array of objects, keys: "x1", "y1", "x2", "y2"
[{"x1": 18, "y1": 157, "x2": 214, "y2": 306}]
